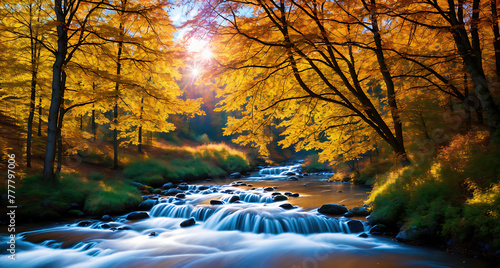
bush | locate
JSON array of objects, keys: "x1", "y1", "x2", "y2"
[
  {"x1": 368, "y1": 131, "x2": 500, "y2": 249},
  {"x1": 88, "y1": 172, "x2": 105, "y2": 181},
  {"x1": 302, "y1": 154, "x2": 331, "y2": 173}
]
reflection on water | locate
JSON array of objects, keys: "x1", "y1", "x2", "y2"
[{"x1": 0, "y1": 165, "x2": 489, "y2": 267}]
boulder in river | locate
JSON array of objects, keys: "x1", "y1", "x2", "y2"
[
  {"x1": 318, "y1": 204, "x2": 348, "y2": 215},
  {"x1": 290, "y1": 193, "x2": 300, "y2": 197},
  {"x1": 396, "y1": 226, "x2": 432, "y2": 242},
  {"x1": 230, "y1": 172, "x2": 242, "y2": 178},
  {"x1": 162, "y1": 182, "x2": 173, "y2": 189},
  {"x1": 288, "y1": 176, "x2": 299, "y2": 181},
  {"x1": 164, "y1": 188, "x2": 184, "y2": 196},
  {"x1": 271, "y1": 192, "x2": 282, "y2": 196},
  {"x1": 175, "y1": 193, "x2": 186, "y2": 198},
  {"x1": 348, "y1": 206, "x2": 370, "y2": 216},
  {"x1": 343, "y1": 211, "x2": 354, "y2": 218},
  {"x1": 358, "y1": 233, "x2": 369, "y2": 238},
  {"x1": 273, "y1": 195, "x2": 288, "y2": 202},
  {"x1": 177, "y1": 183, "x2": 189, "y2": 190},
  {"x1": 263, "y1": 187, "x2": 274, "y2": 191},
  {"x1": 126, "y1": 212, "x2": 149, "y2": 220},
  {"x1": 229, "y1": 195, "x2": 240, "y2": 203},
  {"x1": 284, "y1": 192, "x2": 292, "y2": 196},
  {"x1": 210, "y1": 200, "x2": 224, "y2": 205},
  {"x1": 138, "y1": 199, "x2": 157, "y2": 211},
  {"x1": 180, "y1": 218, "x2": 196, "y2": 228},
  {"x1": 102, "y1": 215, "x2": 113, "y2": 222},
  {"x1": 347, "y1": 220, "x2": 365, "y2": 233},
  {"x1": 279, "y1": 203, "x2": 296, "y2": 210}
]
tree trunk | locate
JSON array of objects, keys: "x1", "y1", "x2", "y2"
[
  {"x1": 37, "y1": 96, "x2": 42, "y2": 136},
  {"x1": 55, "y1": 80, "x2": 66, "y2": 179},
  {"x1": 113, "y1": 23, "x2": 124, "y2": 170},
  {"x1": 138, "y1": 96, "x2": 143, "y2": 153},
  {"x1": 27, "y1": 70, "x2": 37, "y2": 168},
  {"x1": 92, "y1": 82, "x2": 96, "y2": 141},
  {"x1": 42, "y1": 0, "x2": 67, "y2": 182},
  {"x1": 491, "y1": 0, "x2": 500, "y2": 78}
]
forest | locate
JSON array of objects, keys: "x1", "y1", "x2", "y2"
[{"x1": 1, "y1": 0, "x2": 500, "y2": 267}]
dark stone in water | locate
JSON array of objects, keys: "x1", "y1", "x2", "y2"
[
  {"x1": 318, "y1": 204, "x2": 347, "y2": 215},
  {"x1": 284, "y1": 172, "x2": 296, "y2": 176},
  {"x1": 250, "y1": 188, "x2": 256, "y2": 190},
  {"x1": 77, "y1": 221, "x2": 93, "y2": 227},
  {"x1": 165, "y1": 188, "x2": 184, "y2": 196},
  {"x1": 175, "y1": 193, "x2": 186, "y2": 198},
  {"x1": 180, "y1": 218, "x2": 196, "y2": 227},
  {"x1": 118, "y1": 226, "x2": 132, "y2": 231},
  {"x1": 102, "y1": 215, "x2": 113, "y2": 222},
  {"x1": 396, "y1": 226, "x2": 432, "y2": 242},
  {"x1": 222, "y1": 189, "x2": 234, "y2": 194},
  {"x1": 349, "y1": 206, "x2": 370, "y2": 216},
  {"x1": 138, "y1": 199, "x2": 157, "y2": 211},
  {"x1": 162, "y1": 182, "x2": 174, "y2": 189},
  {"x1": 126, "y1": 212, "x2": 149, "y2": 220},
  {"x1": 229, "y1": 195, "x2": 240, "y2": 203},
  {"x1": 210, "y1": 200, "x2": 224, "y2": 205},
  {"x1": 347, "y1": 220, "x2": 364, "y2": 233},
  {"x1": 284, "y1": 192, "x2": 292, "y2": 196},
  {"x1": 271, "y1": 192, "x2": 282, "y2": 196},
  {"x1": 149, "y1": 232, "x2": 156, "y2": 236},
  {"x1": 177, "y1": 183, "x2": 189, "y2": 190},
  {"x1": 358, "y1": 233, "x2": 369, "y2": 238},
  {"x1": 101, "y1": 223, "x2": 111, "y2": 229},
  {"x1": 273, "y1": 186, "x2": 278, "y2": 189},
  {"x1": 199, "y1": 186, "x2": 209, "y2": 190},
  {"x1": 110, "y1": 227, "x2": 117, "y2": 231},
  {"x1": 230, "y1": 172, "x2": 242, "y2": 178},
  {"x1": 337, "y1": 190, "x2": 343, "y2": 193},
  {"x1": 279, "y1": 203, "x2": 295, "y2": 210},
  {"x1": 247, "y1": 184, "x2": 253, "y2": 187},
  {"x1": 369, "y1": 224, "x2": 386, "y2": 235},
  {"x1": 273, "y1": 195, "x2": 288, "y2": 202},
  {"x1": 290, "y1": 193, "x2": 300, "y2": 197},
  {"x1": 343, "y1": 211, "x2": 354, "y2": 218},
  {"x1": 263, "y1": 187, "x2": 274, "y2": 191},
  {"x1": 288, "y1": 176, "x2": 299, "y2": 181}
]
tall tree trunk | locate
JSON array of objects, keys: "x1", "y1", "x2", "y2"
[
  {"x1": 464, "y1": 71, "x2": 472, "y2": 131},
  {"x1": 55, "y1": 83, "x2": 66, "y2": 179},
  {"x1": 43, "y1": 0, "x2": 67, "y2": 182},
  {"x1": 27, "y1": 70, "x2": 37, "y2": 168},
  {"x1": 491, "y1": 0, "x2": 500, "y2": 78},
  {"x1": 92, "y1": 82, "x2": 96, "y2": 141},
  {"x1": 369, "y1": 0, "x2": 408, "y2": 164},
  {"x1": 37, "y1": 96, "x2": 42, "y2": 136},
  {"x1": 448, "y1": 0, "x2": 500, "y2": 138},
  {"x1": 113, "y1": 22, "x2": 124, "y2": 170},
  {"x1": 138, "y1": 97, "x2": 143, "y2": 153}
]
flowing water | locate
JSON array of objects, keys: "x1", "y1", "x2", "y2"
[{"x1": 0, "y1": 164, "x2": 489, "y2": 267}]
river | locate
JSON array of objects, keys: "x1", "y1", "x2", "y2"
[{"x1": 0, "y1": 164, "x2": 489, "y2": 267}]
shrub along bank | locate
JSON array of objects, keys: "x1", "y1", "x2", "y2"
[{"x1": 367, "y1": 131, "x2": 500, "y2": 255}]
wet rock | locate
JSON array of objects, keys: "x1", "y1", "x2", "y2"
[
  {"x1": 263, "y1": 187, "x2": 274, "y2": 191},
  {"x1": 337, "y1": 190, "x2": 343, "y2": 193},
  {"x1": 180, "y1": 218, "x2": 196, "y2": 227},
  {"x1": 318, "y1": 204, "x2": 347, "y2": 215},
  {"x1": 138, "y1": 199, "x2": 157, "y2": 211},
  {"x1": 102, "y1": 215, "x2": 113, "y2": 222},
  {"x1": 273, "y1": 195, "x2": 288, "y2": 202},
  {"x1": 271, "y1": 192, "x2": 282, "y2": 196},
  {"x1": 396, "y1": 226, "x2": 432, "y2": 242},
  {"x1": 273, "y1": 186, "x2": 279, "y2": 189},
  {"x1": 77, "y1": 220, "x2": 93, "y2": 227},
  {"x1": 284, "y1": 172, "x2": 296, "y2": 176},
  {"x1": 279, "y1": 203, "x2": 295, "y2": 210},
  {"x1": 347, "y1": 220, "x2": 364, "y2": 233},
  {"x1": 247, "y1": 184, "x2": 253, "y2": 187},
  {"x1": 358, "y1": 233, "x2": 369, "y2": 238},
  {"x1": 126, "y1": 212, "x2": 149, "y2": 220},
  {"x1": 162, "y1": 182, "x2": 174, "y2": 189},
  {"x1": 230, "y1": 172, "x2": 242, "y2": 178},
  {"x1": 348, "y1": 206, "x2": 370, "y2": 216},
  {"x1": 175, "y1": 193, "x2": 186, "y2": 198},
  {"x1": 250, "y1": 188, "x2": 256, "y2": 190},
  {"x1": 110, "y1": 227, "x2": 117, "y2": 231},
  {"x1": 229, "y1": 195, "x2": 240, "y2": 203},
  {"x1": 177, "y1": 183, "x2": 189, "y2": 190},
  {"x1": 198, "y1": 186, "x2": 209, "y2": 190},
  {"x1": 149, "y1": 232, "x2": 156, "y2": 236},
  {"x1": 290, "y1": 193, "x2": 300, "y2": 197},
  {"x1": 368, "y1": 224, "x2": 386, "y2": 235},
  {"x1": 284, "y1": 192, "x2": 292, "y2": 196},
  {"x1": 222, "y1": 189, "x2": 234, "y2": 194},
  {"x1": 288, "y1": 176, "x2": 299, "y2": 181},
  {"x1": 118, "y1": 226, "x2": 132, "y2": 231},
  {"x1": 343, "y1": 211, "x2": 354, "y2": 218},
  {"x1": 164, "y1": 188, "x2": 184, "y2": 196},
  {"x1": 210, "y1": 200, "x2": 224, "y2": 205},
  {"x1": 101, "y1": 223, "x2": 111, "y2": 229}
]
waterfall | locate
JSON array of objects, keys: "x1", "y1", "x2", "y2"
[{"x1": 149, "y1": 204, "x2": 194, "y2": 218}]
